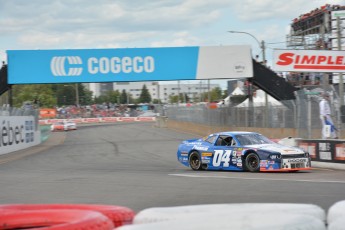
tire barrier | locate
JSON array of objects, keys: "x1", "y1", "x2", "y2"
[
  {"x1": 116, "y1": 213, "x2": 326, "y2": 230},
  {"x1": 327, "y1": 200, "x2": 345, "y2": 230},
  {"x1": 0, "y1": 209, "x2": 114, "y2": 230},
  {"x1": 133, "y1": 203, "x2": 326, "y2": 224},
  {"x1": 0, "y1": 204, "x2": 135, "y2": 227},
  {"x1": 39, "y1": 117, "x2": 156, "y2": 125}
]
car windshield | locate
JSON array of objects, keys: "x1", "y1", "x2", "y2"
[{"x1": 235, "y1": 133, "x2": 275, "y2": 146}]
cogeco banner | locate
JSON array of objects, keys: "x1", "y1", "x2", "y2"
[
  {"x1": 273, "y1": 49, "x2": 345, "y2": 73},
  {"x1": 7, "y1": 46, "x2": 253, "y2": 84}
]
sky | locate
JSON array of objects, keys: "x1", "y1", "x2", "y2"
[{"x1": 0, "y1": 0, "x2": 344, "y2": 89}]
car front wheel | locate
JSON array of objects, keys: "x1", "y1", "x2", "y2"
[
  {"x1": 189, "y1": 151, "x2": 202, "y2": 170},
  {"x1": 245, "y1": 153, "x2": 260, "y2": 172}
]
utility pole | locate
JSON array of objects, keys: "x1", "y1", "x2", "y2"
[
  {"x1": 321, "y1": 25, "x2": 329, "y2": 90},
  {"x1": 262, "y1": 40, "x2": 269, "y2": 127},
  {"x1": 337, "y1": 16, "x2": 343, "y2": 138},
  {"x1": 337, "y1": 16, "x2": 344, "y2": 107}
]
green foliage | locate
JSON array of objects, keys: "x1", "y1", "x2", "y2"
[
  {"x1": 120, "y1": 89, "x2": 128, "y2": 104},
  {"x1": 199, "y1": 87, "x2": 224, "y2": 102},
  {"x1": 94, "y1": 90, "x2": 120, "y2": 104},
  {"x1": 152, "y1": 99, "x2": 162, "y2": 104},
  {"x1": 12, "y1": 84, "x2": 56, "y2": 108},
  {"x1": 169, "y1": 95, "x2": 179, "y2": 103},
  {"x1": 54, "y1": 83, "x2": 91, "y2": 106},
  {"x1": 168, "y1": 93, "x2": 188, "y2": 103},
  {"x1": 138, "y1": 84, "x2": 151, "y2": 103},
  {"x1": 10, "y1": 83, "x2": 92, "y2": 107}
]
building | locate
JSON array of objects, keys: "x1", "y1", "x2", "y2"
[
  {"x1": 87, "y1": 81, "x2": 221, "y2": 103},
  {"x1": 285, "y1": 4, "x2": 345, "y2": 86}
]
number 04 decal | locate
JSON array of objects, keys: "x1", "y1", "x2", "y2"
[{"x1": 213, "y1": 150, "x2": 232, "y2": 167}]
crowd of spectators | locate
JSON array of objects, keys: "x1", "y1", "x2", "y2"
[
  {"x1": 55, "y1": 103, "x2": 152, "y2": 119},
  {"x1": 291, "y1": 4, "x2": 345, "y2": 32},
  {"x1": 284, "y1": 72, "x2": 322, "y2": 87}
]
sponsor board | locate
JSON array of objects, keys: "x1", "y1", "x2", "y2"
[
  {"x1": 39, "y1": 117, "x2": 156, "y2": 125},
  {"x1": 0, "y1": 116, "x2": 40, "y2": 155},
  {"x1": 7, "y1": 46, "x2": 253, "y2": 84},
  {"x1": 273, "y1": 49, "x2": 345, "y2": 72}
]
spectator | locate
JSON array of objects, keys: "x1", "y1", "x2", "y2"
[{"x1": 319, "y1": 92, "x2": 338, "y2": 139}]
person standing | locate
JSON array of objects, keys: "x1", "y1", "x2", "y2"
[{"x1": 319, "y1": 92, "x2": 338, "y2": 139}]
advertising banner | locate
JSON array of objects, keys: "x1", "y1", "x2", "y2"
[
  {"x1": 39, "y1": 108, "x2": 57, "y2": 119},
  {"x1": 7, "y1": 46, "x2": 253, "y2": 84},
  {"x1": 0, "y1": 116, "x2": 40, "y2": 155},
  {"x1": 273, "y1": 49, "x2": 345, "y2": 73},
  {"x1": 298, "y1": 139, "x2": 345, "y2": 164}
]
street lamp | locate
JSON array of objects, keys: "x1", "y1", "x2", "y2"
[
  {"x1": 228, "y1": 30, "x2": 268, "y2": 127},
  {"x1": 228, "y1": 31, "x2": 266, "y2": 65}
]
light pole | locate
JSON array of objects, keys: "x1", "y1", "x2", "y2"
[{"x1": 228, "y1": 30, "x2": 267, "y2": 127}]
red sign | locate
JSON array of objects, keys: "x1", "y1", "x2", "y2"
[
  {"x1": 273, "y1": 50, "x2": 345, "y2": 73},
  {"x1": 39, "y1": 108, "x2": 57, "y2": 118}
]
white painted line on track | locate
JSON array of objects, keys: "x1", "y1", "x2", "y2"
[{"x1": 169, "y1": 173, "x2": 345, "y2": 184}]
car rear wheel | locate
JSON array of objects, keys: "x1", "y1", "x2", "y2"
[
  {"x1": 189, "y1": 151, "x2": 202, "y2": 170},
  {"x1": 245, "y1": 153, "x2": 260, "y2": 172}
]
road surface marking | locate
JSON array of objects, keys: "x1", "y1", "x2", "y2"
[{"x1": 169, "y1": 173, "x2": 345, "y2": 184}]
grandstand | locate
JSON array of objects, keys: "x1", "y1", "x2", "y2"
[
  {"x1": 287, "y1": 4, "x2": 345, "y2": 50},
  {"x1": 285, "y1": 4, "x2": 345, "y2": 87}
]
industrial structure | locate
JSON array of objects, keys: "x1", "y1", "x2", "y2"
[{"x1": 285, "y1": 4, "x2": 345, "y2": 86}]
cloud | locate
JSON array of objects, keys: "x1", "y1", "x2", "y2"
[
  {"x1": 0, "y1": 0, "x2": 232, "y2": 50},
  {"x1": 0, "y1": 0, "x2": 344, "y2": 58},
  {"x1": 230, "y1": 0, "x2": 345, "y2": 21}
]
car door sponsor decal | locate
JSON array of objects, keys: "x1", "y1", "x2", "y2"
[{"x1": 213, "y1": 150, "x2": 232, "y2": 167}]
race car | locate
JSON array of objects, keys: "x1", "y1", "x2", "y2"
[
  {"x1": 51, "y1": 121, "x2": 77, "y2": 131},
  {"x1": 177, "y1": 131, "x2": 311, "y2": 172}
]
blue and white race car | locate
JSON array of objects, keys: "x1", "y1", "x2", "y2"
[{"x1": 177, "y1": 131, "x2": 311, "y2": 172}]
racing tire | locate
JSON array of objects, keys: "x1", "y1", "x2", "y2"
[
  {"x1": 0, "y1": 209, "x2": 114, "y2": 230},
  {"x1": 189, "y1": 151, "x2": 202, "y2": 170},
  {"x1": 0, "y1": 204, "x2": 135, "y2": 227},
  {"x1": 245, "y1": 152, "x2": 260, "y2": 172}
]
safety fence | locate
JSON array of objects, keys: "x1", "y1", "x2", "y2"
[{"x1": 165, "y1": 87, "x2": 342, "y2": 139}]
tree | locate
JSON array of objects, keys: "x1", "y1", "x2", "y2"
[
  {"x1": 120, "y1": 89, "x2": 128, "y2": 104},
  {"x1": 54, "y1": 83, "x2": 90, "y2": 106},
  {"x1": 138, "y1": 84, "x2": 151, "y2": 103},
  {"x1": 169, "y1": 95, "x2": 179, "y2": 104},
  {"x1": 12, "y1": 84, "x2": 56, "y2": 108},
  {"x1": 152, "y1": 99, "x2": 162, "y2": 104},
  {"x1": 199, "y1": 87, "x2": 224, "y2": 102},
  {"x1": 94, "y1": 90, "x2": 120, "y2": 104},
  {"x1": 210, "y1": 87, "x2": 223, "y2": 102}
]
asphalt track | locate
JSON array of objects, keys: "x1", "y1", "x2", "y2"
[{"x1": 0, "y1": 122, "x2": 344, "y2": 213}]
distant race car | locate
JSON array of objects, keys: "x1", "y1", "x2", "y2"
[
  {"x1": 177, "y1": 131, "x2": 311, "y2": 172},
  {"x1": 51, "y1": 121, "x2": 77, "y2": 131}
]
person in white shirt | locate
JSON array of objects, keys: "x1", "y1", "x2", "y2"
[{"x1": 319, "y1": 92, "x2": 338, "y2": 139}]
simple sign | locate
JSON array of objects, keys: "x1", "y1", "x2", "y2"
[
  {"x1": 273, "y1": 49, "x2": 345, "y2": 73},
  {"x1": 7, "y1": 46, "x2": 253, "y2": 84}
]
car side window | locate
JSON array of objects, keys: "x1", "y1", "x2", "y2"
[
  {"x1": 205, "y1": 135, "x2": 217, "y2": 144},
  {"x1": 231, "y1": 138, "x2": 237, "y2": 146},
  {"x1": 216, "y1": 135, "x2": 235, "y2": 146}
]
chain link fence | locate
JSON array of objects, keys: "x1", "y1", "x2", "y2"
[
  {"x1": 165, "y1": 87, "x2": 342, "y2": 139},
  {"x1": 0, "y1": 104, "x2": 40, "y2": 131}
]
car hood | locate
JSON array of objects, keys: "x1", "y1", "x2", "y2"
[{"x1": 247, "y1": 144, "x2": 305, "y2": 155}]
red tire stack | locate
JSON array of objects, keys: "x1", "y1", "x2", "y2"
[{"x1": 0, "y1": 204, "x2": 135, "y2": 230}]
